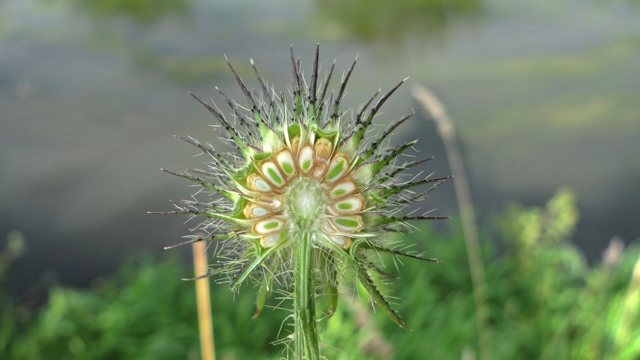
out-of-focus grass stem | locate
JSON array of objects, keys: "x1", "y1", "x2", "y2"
[
  {"x1": 193, "y1": 241, "x2": 216, "y2": 360},
  {"x1": 607, "y1": 251, "x2": 640, "y2": 359},
  {"x1": 412, "y1": 85, "x2": 491, "y2": 360}
]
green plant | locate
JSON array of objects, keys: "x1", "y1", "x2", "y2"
[
  {"x1": 151, "y1": 46, "x2": 450, "y2": 358},
  {"x1": 3, "y1": 190, "x2": 640, "y2": 359}
]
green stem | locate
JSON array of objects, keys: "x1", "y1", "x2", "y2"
[{"x1": 294, "y1": 232, "x2": 320, "y2": 360}]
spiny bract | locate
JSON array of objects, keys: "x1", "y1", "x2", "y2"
[{"x1": 153, "y1": 46, "x2": 450, "y2": 330}]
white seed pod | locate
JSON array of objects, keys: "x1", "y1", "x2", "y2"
[
  {"x1": 330, "y1": 194, "x2": 365, "y2": 215},
  {"x1": 261, "y1": 160, "x2": 286, "y2": 188},
  {"x1": 275, "y1": 150, "x2": 298, "y2": 180},
  {"x1": 297, "y1": 145, "x2": 315, "y2": 174},
  {"x1": 254, "y1": 216, "x2": 286, "y2": 235},
  {"x1": 324, "y1": 154, "x2": 350, "y2": 185},
  {"x1": 327, "y1": 215, "x2": 364, "y2": 233},
  {"x1": 327, "y1": 178, "x2": 358, "y2": 200}
]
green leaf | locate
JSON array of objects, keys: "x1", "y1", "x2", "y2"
[
  {"x1": 324, "y1": 237, "x2": 409, "y2": 329},
  {"x1": 229, "y1": 241, "x2": 284, "y2": 291}
]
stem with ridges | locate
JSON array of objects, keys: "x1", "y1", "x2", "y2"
[{"x1": 294, "y1": 231, "x2": 320, "y2": 360}]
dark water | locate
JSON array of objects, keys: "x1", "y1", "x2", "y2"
[{"x1": 1, "y1": 0, "x2": 639, "y2": 296}]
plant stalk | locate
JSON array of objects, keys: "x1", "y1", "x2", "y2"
[
  {"x1": 193, "y1": 241, "x2": 216, "y2": 360},
  {"x1": 294, "y1": 232, "x2": 320, "y2": 360},
  {"x1": 412, "y1": 85, "x2": 492, "y2": 360}
]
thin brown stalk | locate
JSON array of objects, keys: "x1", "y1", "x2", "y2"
[
  {"x1": 193, "y1": 241, "x2": 216, "y2": 360},
  {"x1": 412, "y1": 85, "x2": 492, "y2": 360}
]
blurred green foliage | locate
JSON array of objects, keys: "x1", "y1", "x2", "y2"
[
  {"x1": 47, "y1": 0, "x2": 189, "y2": 24},
  {"x1": 317, "y1": 0, "x2": 483, "y2": 41},
  {"x1": 2, "y1": 189, "x2": 639, "y2": 359}
]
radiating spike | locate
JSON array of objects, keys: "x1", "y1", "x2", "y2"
[
  {"x1": 318, "y1": 60, "x2": 335, "y2": 109},
  {"x1": 374, "y1": 215, "x2": 451, "y2": 227},
  {"x1": 379, "y1": 156, "x2": 434, "y2": 183},
  {"x1": 164, "y1": 232, "x2": 240, "y2": 250},
  {"x1": 173, "y1": 135, "x2": 237, "y2": 170},
  {"x1": 357, "y1": 242, "x2": 441, "y2": 263},
  {"x1": 183, "y1": 263, "x2": 231, "y2": 281},
  {"x1": 355, "y1": 89, "x2": 380, "y2": 125},
  {"x1": 360, "y1": 258, "x2": 398, "y2": 278},
  {"x1": 148, "y1": 209, "x2": 242, "y2": 224},
  {"x1": 392, "y1": 181, "x2": 445, "y2": 205},
  {"x1": 290, "y1": 46, "x2": 301, "y2": 92},
  {"x1": 381, "y1": 175, "x2": 453, "y2": 197},
  {"x1": 226, "y1": 58, "x2": 265, "y2": 125},
  {"x1": 332, "y1": 59, "x2": 357, "y2": 120},
  {"x1": 369, "y1": 138, "x2": 422, "y2": 176},
  {"x1": 250, "y1": 58, "x2": 273, "y2": 108},
  {"x1": 350, "y1": 78, "x2": 408, "y2": 146},
  {"x1": 160, "y1": 168, "x2": 239, "y2": 201},
  {"x1": 363, "y1": 112, "x2": 414, "y2": 160},
  {"x1": 310, "y1": 44, "x2": 320, "y2": 107},
  {"x1": 366, "y1": 78, "x2": 407, "y2": 125},
  {"x1": 215, "y1": 87, "x2": 258, "y2": 133},
  {"x1": 188, "y1": 92, "x2": 248, "y2": 152},
  {"x1": 169, "y1": 199, "x2": 228, "y2": 212}
]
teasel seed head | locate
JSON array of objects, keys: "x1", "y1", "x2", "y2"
[{"x1": 152, "y1": 45, "x2": 451, "y2": 332}]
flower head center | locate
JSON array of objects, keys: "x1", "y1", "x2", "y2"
[{"x1": 284, "y1": 177, "x2": 328, "y2": 226}]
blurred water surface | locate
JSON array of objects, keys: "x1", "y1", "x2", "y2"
[{"x1": 1, "y1": 0, "x2": 639, "y2": 295}]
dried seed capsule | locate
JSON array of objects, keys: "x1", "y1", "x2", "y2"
[
  {"x1": 243, "y1": 203, "x2": 271, "y2": 219},
  {"x1": 290, "y1": 135, "x2": 301, "y2": 154},
  {"x1": 329, "y1": 235, "x2": 353, "y2": 249},
  {"x1": 314, "y1": 137, "x2": 332, "y2": 161},
  {"x1": 313, "y1": 163, "x2": 327, "y2": 179},
  {"x1": 247, "y1": 173, "x2": 273, "y2": 192},
  {"x1": 255, "y1": 195, "x2": 283, "y2": 211},
  {"x1": 260, "y1": 233, "x2": 281, "y2": 248}
]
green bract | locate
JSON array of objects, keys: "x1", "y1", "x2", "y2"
[{"x1": 153, "y1": 45, "x2": 451, "y2": 359}]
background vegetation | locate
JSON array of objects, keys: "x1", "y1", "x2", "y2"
[
  {"x1": 1, "y1": 0, "x2": 639, "y2": 358},
  {"x1": 2, "y1": 190, "x2": 639, "y2": 359}
]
